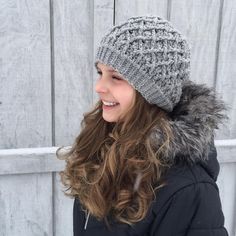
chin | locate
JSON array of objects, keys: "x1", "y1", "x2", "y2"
[{"x1": 102, "y1": 115, "x2": 118, "y2": 123}]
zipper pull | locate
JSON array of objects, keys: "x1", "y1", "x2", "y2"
[{"x1": 84, "y1": 210, "x2": 90, "y2": 230}]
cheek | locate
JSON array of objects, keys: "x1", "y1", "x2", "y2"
[
  {"x1": 120, "y1": 87, "x2": 135, "y2": 108},
  {"x1": 129, "y1": 91, "x2": 136, "y2": 108}
]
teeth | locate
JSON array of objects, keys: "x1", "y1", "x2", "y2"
[{"x1": 102, "y1": 101, "x2": 118, "y2": 106}]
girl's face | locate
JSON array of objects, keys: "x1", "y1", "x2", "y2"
[{"x1": 95, "y1": 62, "x2": 136, "y2": 123}]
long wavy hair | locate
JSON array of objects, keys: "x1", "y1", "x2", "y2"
[{"x1": 56, "y1": 91, "x2": 174, "y2": 226}]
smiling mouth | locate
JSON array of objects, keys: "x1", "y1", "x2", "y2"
[
  {"x1": 102, "y1": 103, "x2": 120, "y2": 109},
  {"x1": 102, "y1": 100, "x2": 119, "y2": 105}
]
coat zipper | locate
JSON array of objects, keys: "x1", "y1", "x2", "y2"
[{"x1": 84, "y1": 210, "x2": 90, "y2": 230}]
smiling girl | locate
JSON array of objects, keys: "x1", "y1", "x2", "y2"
[{"x1": 56, "y1": 15, "x2": 229, "y2": 236}]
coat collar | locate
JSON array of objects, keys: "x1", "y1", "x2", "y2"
[{"x1": 150, "y1": 80, "x2": 229, "y2": 179}]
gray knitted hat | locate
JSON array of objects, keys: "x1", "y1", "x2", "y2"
[{"x1": 94, "y1": 15, "x2": 191, "y2": 112}]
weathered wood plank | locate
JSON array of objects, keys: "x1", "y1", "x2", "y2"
[
  {"x1": 0, "y1": 0, "x2": 51, "y2": 149},
  {"x1": 0, "y1": 173, "x2": 53, "y2": 235},
  {"x1": 53, "y1": 1, "x2": 96, "y2": 235},
  {"x1": 54, "y1": 0, "x2": 94, "y2": 146},
  {"x1": 0, "y1": 147, "x2": 64, "y2": 175},
  {"x1": 54, "y1": 172, "x2": 74, "y2": 236},
  {"x1": 215, "y1": 139, "x2": 236, "y2": 163},
  {"x1": 115, "y1": 0, "x2": 168, "y2": 23},
  {"x1": 215, "y1": 0, "x2": 236, "y2": 140},
  {"x1": 170, "y1": 0, "x2": 221, "y2": 87},
  {"x1": 217, "y1": 162, "x2": 236, "y2": 236},
  {"x1": 0, "y1": 141, "x2": 235, "y2": 175},
  {"x1": 93, "y1": 0, "x2": 114, "y2": 104}
]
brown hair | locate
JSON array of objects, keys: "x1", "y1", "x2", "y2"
[{"x1": 56, "y1": 91, "x2": 174, "y2": 226}]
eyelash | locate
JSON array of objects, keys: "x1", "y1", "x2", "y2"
[{"x1": 96, "y1": 71, "x2": 122, "y2": 81}]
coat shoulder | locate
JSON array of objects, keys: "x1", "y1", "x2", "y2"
[
  {"x1": 149, "y1": 163, "x2": 228, "y2": 236},
  {"x1": 150, "y1": 162, "x2": 219, "y2": 216}
]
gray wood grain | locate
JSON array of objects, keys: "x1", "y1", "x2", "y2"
[
  {"x1": 217, "y1": 162, "x2": 236, "y2": 236},
  {"x1": 54, "y1": 172, "x2": 74, "y2": 236},
  {"x1": 215, "y1": 0, "x2": 236, "y2": 140},
  {"x1": 54, "y1": 0, "x2": 94, "y2": 147},
  {"x1": 115, "y1": 0, "x2": 168, "y2": 23},
  {"x1": 0, "y1": 0, "x2": 51, "y2": 149},
  {"x1": 0, "y1": 141, "x2": 235, "y2": 174},
  {"x1": 93, "y1": 0, "x2": 114, "y2": 104},
  {"x1": 170, "y1": 0, "x2": 221, "y2": 87},
  {"x1": 0, "y1": 173, "x2": 53, "y2": 235},
  {"x1": 0, "y1": 146, "x2": 64, "y2": 175},
  {"x1": 53, "y1": 1, "x2": 96, "y2": 235},
  {"x1": 0, "y1": 0, "x2": 235, "y2": 235}
]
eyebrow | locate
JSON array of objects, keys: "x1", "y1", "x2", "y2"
[
  {"x1": 95, "y1": 64, "x2": 124, "y2": 79},
  {"x1": 96, "y1": 64, "x2": 116, "y2": 72}
]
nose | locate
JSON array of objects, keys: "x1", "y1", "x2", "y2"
[{"x1": 95, "y1": 76, "x2": 109, "y2": 94}]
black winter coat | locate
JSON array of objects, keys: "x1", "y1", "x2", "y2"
[{"x1": 73, "y1": 80, "x2": 229, "y2": 236}]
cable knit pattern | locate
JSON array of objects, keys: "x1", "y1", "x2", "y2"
[{"x1": 95, "y1": 15, "x2": 191, "y2": 112}]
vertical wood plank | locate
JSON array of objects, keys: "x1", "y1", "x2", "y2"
[
  {"x1": 93, "y1": 0, "x2": 115, "y2": 104},
  {"x1": 54, "y1": 0, "x2": 94, "y2": 146},
  {"x1": 0, "y1": 1, "x2": 233, "y2": 236},
  {"x1": 0, "y1": 173, "x2": 53, "y2": 235},
  {"x1": 217, "y1": 163, "x2": 236, "y2": 236},
  {"x1": 54, "y1": 172, "x2": 74, "y2": 236},
  {"x1": 0, "y1": 0, "x2": 51, "y2": 149},
  {"x1": 115, "y1": 0, "x2": 168, "y2": 24},
  {"x1": 215, "y1": 0, "x2": 236, "y2": 140},
  {"x1": 53, "y1": 0, "x2": 96, "y2": 234},
  {"x1": 170, "y1": 0, "x2": 221, "y2": 88}
]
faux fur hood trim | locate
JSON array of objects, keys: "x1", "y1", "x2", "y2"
[{"x1": 150, "y1": 79, "x2": 229, "y2": 166}]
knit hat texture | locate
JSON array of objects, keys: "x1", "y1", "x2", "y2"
[{"x1": 94, "y1": 15, "x2": 191, "y2": 112}]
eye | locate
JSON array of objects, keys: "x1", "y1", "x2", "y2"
[
  {"x1": 96, "y1": 71, "x2": 102, "y2": 79},
  {"x1": 112, "y1": 76, "x2": 122, "y2": 81},
  {"x1": 96, "y1": 71, "x2": 122, "y2": 81}
]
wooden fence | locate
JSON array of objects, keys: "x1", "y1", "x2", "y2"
[{"x1": 0, "y1": 0, "x2": 235, "y2": 235}]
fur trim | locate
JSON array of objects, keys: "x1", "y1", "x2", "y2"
[{"x1": 150, "y1": 79, "x2": 230, "y2": 165}]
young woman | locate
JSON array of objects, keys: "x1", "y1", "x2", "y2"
[{"x1": 57, "y1": 15, "x2": 229, "y2": 236}]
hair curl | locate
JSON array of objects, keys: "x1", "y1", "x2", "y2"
[{"x1": 56, "y1": 91, "x2": 174, "y2": 226}]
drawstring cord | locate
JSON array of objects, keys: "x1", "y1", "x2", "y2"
[{"x1": 84, "y1": 210, "x2": 90, "y2": 230}]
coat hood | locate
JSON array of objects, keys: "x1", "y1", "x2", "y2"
[{"x1": 150, "y1": 79, "x2": 229, "y2": 180}]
